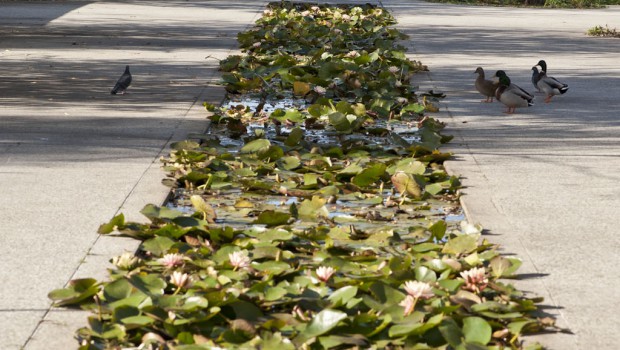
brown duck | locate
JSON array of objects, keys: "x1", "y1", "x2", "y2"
[{"x1": 474, "y1": 67, "x2": 499, "y2": 103}]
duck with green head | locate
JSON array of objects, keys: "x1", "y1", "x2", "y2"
[
  {"x1": 494, "y1": 70, "x2": 534, "y2": 114},
  {"x1": 535, "y1": 60, "x2": 569, "y2": 103}
]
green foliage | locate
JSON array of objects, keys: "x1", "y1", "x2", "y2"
[
  {"x1": 587, "y1": 24, "x2": 620, "y2": 37},
  {"x1": 49, "y1": 2, "x2": 562, "y2": 349}
]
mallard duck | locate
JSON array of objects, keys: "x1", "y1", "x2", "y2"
[
  {"x1": 531, "y1": 66, "x2": 542, "y2": 92},
  {"x1": 494, "y1": 70, "x2": 534, "y2": 114},
  {"x1": 535, "y1": 63, "x2": 569, "y2": 103},
  {"x1": 474, "y1": 67, "x2": 499, "y2": 103}
]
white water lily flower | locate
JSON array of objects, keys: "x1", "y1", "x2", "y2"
[
  {"x1": 333, "y1": 28, "x2": 343, "y2": 35},
  {"x1": 395, "y1": 80, "x2": 402, "y2": 87},
  {"x1": 228, "y1": 251, "x2": 251, "y2": 269},
  {"x1": 399, "y1": 295, "x2": 416, "y2": 316},
  {"x1": 315, "y1": 266, "x2": 336, "y2": 282},
  {"x1": 460, "y1": 267, "x2": 488, "y2": 293},
  {"x1": 396, "y1": 97, "x2": 408, "y2": 104},
  {"x1": 111, "y1": 252, "x2": 141, "y2": 270},
  {"x1": 314, "y1": 86, "x2": 327, "y2": 95},
  {"x1": 388, "y1": 66, "x2": 399, "y2": 74},
  {"x1": 345, "y1": 50, "x2": 360, "y2": 58},
  {"x1": 460, "y1": 221, "x2": 483, "y2": 235},
  {"x1": 403, "y1": 280, "x2": 434, "y2": 299},
  {"x1": 170, "y1": 271, "x2": 192, "y2": 289},
  {"x1": 160, "y1": 253, "x2": 184, "y2": 269},
  {"x1": 341, "y1": 14, "x2": 351, "y2": 21},
  {"x1": 252, "y1": 42, "x2": 261, "y2": 48}
]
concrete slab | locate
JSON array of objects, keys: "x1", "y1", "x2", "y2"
[
  {"x1": 386, "y1": 1, "x2": 620, "y2": 349},
  {"x1": 0, "y1": 1, "x2": 266, "y2": 349}
]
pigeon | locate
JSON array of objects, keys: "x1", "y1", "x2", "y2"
[
  {"x1": 111, "y1": 65, "x2": 132, "y2": 95},
  {"x1": 531, "y1": 66, "x2": 542, "y2": 92}
]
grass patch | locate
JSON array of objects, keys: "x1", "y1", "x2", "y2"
[{"x1": 587, "y1": 24, "x2": 620, "y2": 37}]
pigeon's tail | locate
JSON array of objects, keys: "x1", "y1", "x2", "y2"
[
  {"x1": 111, "y1": 84, "x2": 120, "y2": 95},
  {"x1": 559, "y1": 86, "x2": 569, "y2": 95}
]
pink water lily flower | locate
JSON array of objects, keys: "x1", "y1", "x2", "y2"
[
  {"x1": 228, "y1": 251, "x2": 251, "y2": 269},
  {"x1": 399, "y1": 295, "x2": 416, "y2": 316},
  {"x1": 460, "y1": 267, "x2": 488, "y2": 293},
  {"x1": 160, "y1": 253, "x2": 184, "y2": 269},
  {"x1": 315, "y1": 266, "x2": 336, "y2": 282}
]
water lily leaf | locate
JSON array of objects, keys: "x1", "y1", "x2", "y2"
[
  {"x1": 259, "y1": 145, "x2": 285, "y2": 161},
  {"x1": 170, "y1": 140, "x2": 200, "y2": 150},
  {"x1": 418, "y1": 127, "x2": 442, "y2": 151},
  {"x1": 234, "y1": 168, "x2": 257, "y2": 177},
  {"x1": 438, "y1": 319, "x2": 464, "y2": 348},
  {"x1": 298, "y1": 196, "x2": 329, "y2": 220},
  {"x1": 369, "y1": 281, "x2": 405, "y2": 304},
  {"x1": 425, "y1": 183, "x2": 443, "y2": 195},
  {"x1": 490, "y1": 256, "x2": 522, "y2": 278},
  {"x1": 328, "y1": 112, "x2": 352, "y2": 132},
  {"x1": 327, "y1": 286, "x2": 358, "y2": 308},
  {"x1": 272, "y1": 109, "x2": 305, "y2": 123},
  {"x1": 48, "y1": 278, "x2": 99, "y2": 306},
  {"x1": 296, "y1": 309, "x2": 348, "y2": 344},
  {"x1": 190, "y1": 195, "x2": 217, "y2": 223},
  {"x1": 277, "y1": 156, "x2": 301, "y2": 171},
  {"x1": 121, "y1": 315, "x2": 154, "y2": 327},
  {"x1": 98, "y1": 213, "x2": 125, "y2": 234},
  {"x1": 285, "y1": 127, "x2": 304, "y2": 147},
  {"x1": 338, "y1": 163, "x2": 363, "y2": 176},
  {"x1": 414, "y1": 266, "x2": 437, "y2": 283},
  {"x1": 319, "y1": 334, "x2": 369, "y2": 348},
  {"x1": 508, "y1": 320, "x2": 536, "y2": 337},
  {"x1": 127, "y1": 274, "x2": 165, "y2": 297},
  {"x1": 228, "y1": 300, "x2": 264, "y2": 322},
  {"x1": 240, "y1": 139, "x2": 271, "y2": 154},
  {"x1": 352, "y1": 163, "x2": 386, "y2": 188},
  {"x1": 441, "y1": 234, "x2": 478, "y2": 256},
  {"x1": 265, "y1": 286, "x2": 288, "y2": 301},
  {"x1": 429, "y1": 220, "x2": 447, "y2": 241},
  {"x1": 391, "y1": 171, "x2": 422, "y2": 198},
  {"x1": 388, "y1": 312, "x2": 425, "y2": 337},
  {"x1": 253, "y1": 210, "x2": 291, "y2": 227},
  {"x1": 87, "y1": 318, "x2": 126, "y2": 340},
  {"x1": 141, "y1": 204, "x2": 184, "y2": 220},
  {"x1": 308, "y1": 103, "x2": 331, "y2": 118},
  {"x1": 401, "y1": 103, "x2": 425, "y2": 114},
  {"x1": 438, "y1": 279, "x2": 463, "y2": 293},
  {"x1": 390, "y1": 159, "x2": 426, "y2": 175},
  {"x1": 234, "y1": 199, "x2": 254, "y2": 209},
  {"x1": 409, "y1": 314, "x2": 446, "y2": 335},
  {"x1": 253, "y1": 261, "x2": 291, "y2": 275},
  {"x1": 141, "y1": 236, "x2": 175, "y2": 256},
  {"x1": 259, "y1": 331, "x2": 297, "y2": 350},
  {"x1": 463, "y1": 317, "x2": 492, "y2": 345},
  {"x1": 181, "y1": 296, "x2": 209, "y2": 311},
  {"x1": 103, "y1": 278, "x2": 134, "y2": 302},
  {"x1": 293, "y1": 81, "x2": 312, "y2": 96}
]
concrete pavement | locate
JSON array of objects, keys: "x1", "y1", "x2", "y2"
[
  {"x1": 0, "y1": 1, "x2": 265, "y2": 349},
  {"x1": 386, "y1": 1, "x2": 620, "y2": 349},
  {"x1": 1, "y1": 1, "x2": 618, "y2": 349}
]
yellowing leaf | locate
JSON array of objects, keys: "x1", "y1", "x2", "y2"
[{"x1": 293, "y1": 81, "x2": 311, "y2": 96}]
